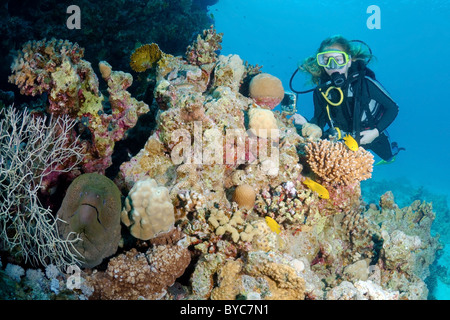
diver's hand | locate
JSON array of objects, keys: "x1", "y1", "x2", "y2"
[
  {"x1": 291, "y1": 114, "x2": 307, "y2": 126},
  {"x1": 302, "y1": 123, "x2": 322, "y2": 139},
  {"x1": 360, "y1": 128, "x2": 379, "y2": 145}
]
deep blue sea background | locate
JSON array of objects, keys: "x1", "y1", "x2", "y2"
[{"x1": 209, "y1": 0, "x2": 450, "y2": 299}]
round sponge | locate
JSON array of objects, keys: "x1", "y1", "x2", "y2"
[
  {"x1": 248, "y1": 107, "x2": 279, "y2": 139},
  {"x1": 232, "y1": 184, "x2": 256, "y2": 210},
  {"x1": 249, "y1": 73, "x2": 284, "y2": 109}
]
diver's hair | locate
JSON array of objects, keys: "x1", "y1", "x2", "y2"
[{"x1": 300, "y1": 35, "x2": 375, "y2": 85}]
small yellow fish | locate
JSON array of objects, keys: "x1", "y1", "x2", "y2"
[
  {"x1": 265, "y1": 216, "x2": 281, "y2": 234},
  {"x1": 343, "y1": 134, "x2": 358, "y2": 151},
  {"x1": 303, "y1": 178, "x2": 330, "y2": 199}
]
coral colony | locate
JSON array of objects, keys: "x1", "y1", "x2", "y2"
[{"x1": 0, "y1": 27, "x2": 441, "y2": 300}]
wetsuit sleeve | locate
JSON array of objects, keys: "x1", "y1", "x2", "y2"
[
  {"x1": 366, "y1": 77, "x2": 399, "y2": 133},
  {"x1": 310, "y1": 89, "x2": 329, "y2": 129}
]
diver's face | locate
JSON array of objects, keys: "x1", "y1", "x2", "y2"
[{"x1": 323, "y1": 46, "x2": 352, "y2": 77}]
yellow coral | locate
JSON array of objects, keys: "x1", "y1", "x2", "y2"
[
  {"x1": 130, "y1": 43, "x2": 162, "y2": 72},
  {"x1": 211, "y1": 260, "x2": 243, "y2": 300},
  {"x1": 248, "y1": 107, "x2": 279, "y2": 139},
  {"x1": 211, "y1": 256, "x2": 305, "y2": 300},
  {"x1": 208, "y1": 207, "x2": 246, "y2": 243},
  {"x1": 305, "y1": 139, "x2": 374, "y2": 186},
  {"x1": 255, "y1": 262, "x2": 305, "y2": 300}
]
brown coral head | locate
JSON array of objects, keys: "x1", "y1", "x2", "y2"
[
  {"x1": 130, "y1": 43, "x2": 163, "y2": 72},
  {"x1": 249, "y1": 73, "x2": 285, "y2": 109},
  {"x1": 232, "y1": 184, "x2": 257, "y2": 210}
]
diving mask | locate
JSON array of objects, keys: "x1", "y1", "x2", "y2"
[{"x1": 317, "y1": 50, "x2": 350, "y2": 69}]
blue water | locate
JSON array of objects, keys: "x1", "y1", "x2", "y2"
[{"x1": 209, "y1": 0, "x2": 450, "y2": 299}]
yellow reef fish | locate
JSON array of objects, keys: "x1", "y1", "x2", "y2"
[
  {"x1": 303, "y1": 178, "x2": 330, "y2": 199},
  {"x1": 265, "y1": 216, "x2": 281, "y2": 234},
  {"x1": 343, "y1": 134, "x2": 358, "y2": 151}
]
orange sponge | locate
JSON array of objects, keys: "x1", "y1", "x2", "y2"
[
  {"x1": 249, "y1": 73, "x2": 284, "y2": 109},
  {"x1": 232, "y1": 184, "x2": 256, "y2": 210}
]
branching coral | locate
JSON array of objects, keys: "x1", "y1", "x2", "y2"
[
  {"x1": 208, "y1": 207, "x2": 248, "y2": 243},
  {"x1": 0, "y1": 106, "x2": 83, "y2": 270},
  {"x1": 304, "y1": 139, "x2": 374, "y2": 186}
]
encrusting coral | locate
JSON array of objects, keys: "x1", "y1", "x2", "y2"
[
  {"x1": 8, "y1": 38, "x2": 149, "y2": 177},
  {"x1": 86, "y1": 229, "x2": 191, "y2": 300},
  {"x1": 304, "y1": 139, "x2": 374, "y2": 186}
]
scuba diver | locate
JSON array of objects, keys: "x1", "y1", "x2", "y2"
[{"x1": 289, "y1": 35, "x2": 404, "y2": 163}]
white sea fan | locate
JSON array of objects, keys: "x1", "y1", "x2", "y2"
[{"x1": 0, "y1": 106, "x2": 84, "y2": 271}]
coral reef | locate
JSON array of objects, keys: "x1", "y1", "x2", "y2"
[
  {"x1": 8, "y1": 39, "x2": 149, "y2": 176},
  {"x1": 56, "y1": 173, "x2": 122, "y2": 268},
  {"x1": 1, "y1": 0, "x2": 213, "y2": 90},
  {"x1": 1, "y1": 27, "x2": 442, "y2": 301}
]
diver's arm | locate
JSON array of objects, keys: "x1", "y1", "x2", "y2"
[{"x1": 366, "y1": 77, "x2": 399, "y2": 132}]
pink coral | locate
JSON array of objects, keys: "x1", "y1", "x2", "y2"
[
  {"x1": 185, "y1": 25, "x2": 223, "y2": 66},
  {"x1": 9, "y1": 38, "x2": 86, "y2": 115}
]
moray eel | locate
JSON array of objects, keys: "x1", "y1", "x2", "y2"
[{"x1": 57, "y1": 173, "x2": 122, "y2": 268}]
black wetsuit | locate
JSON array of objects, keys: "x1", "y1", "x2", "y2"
[{"x1": 310, "y1": 69, "x2": 399, "y2": 160}]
